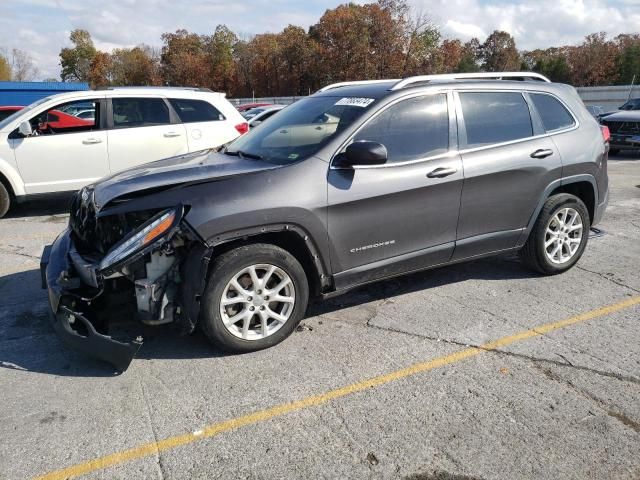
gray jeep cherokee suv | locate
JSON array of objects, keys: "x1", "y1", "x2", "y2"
[{"x1": 41, "y1": 72, "x2": 609, "y2": 371}]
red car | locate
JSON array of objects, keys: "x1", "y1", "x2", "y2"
[
  {"x1": 0, "y1": 106, "x2": 23, "y2": 122},
  {"x1": 42, "y1": 109, "x2": 94, "y2": 131},
  {"x1": 236, "y1": 102, "x2": 271, "y2": 112},
  {"x1": 0, "y1": 105, "x2": 93, "y2": 131}
]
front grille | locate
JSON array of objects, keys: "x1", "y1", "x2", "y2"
[{"x1": 604, "y1": 120, "x2": 640, "y2": 135}]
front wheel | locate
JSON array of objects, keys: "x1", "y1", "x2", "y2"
[
  {"x1": 0, "y1": 182, "x2": 10, "y2": 218},
  {"x1": 519, "y1": 193, "x2": 590, "y2": 275},
  {"x1": 200, "y1": 243, "x2": 309, "y2": 352}
]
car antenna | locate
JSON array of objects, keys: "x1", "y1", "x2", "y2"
[{"x1": 626, "y1": 74, "x2": 636, "y2": 102}]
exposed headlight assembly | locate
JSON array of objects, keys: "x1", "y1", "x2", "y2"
[{"x1": 99, "y1": 208, "x2": 181, "y2": 272}]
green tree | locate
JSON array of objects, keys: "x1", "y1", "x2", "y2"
[
  {"x1": 60, "y1": 29, "x2": 97, "y2": 82},
  {"x1": 456, "y1": 38, "x2": 481, "y2": 72},
  {"x1": 615, "y1": 34, "x2": 640, "y2": 85},
  {"x1": 206, "y1": 25, "x2": 238, "y2": 93},
  {"x1": 523, "y1": 48, "x2": 571, "y2": 83}
]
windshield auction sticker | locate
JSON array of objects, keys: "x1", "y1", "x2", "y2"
[{"x1": 335, "y1": 97, "x2": 375, "y2": 108}]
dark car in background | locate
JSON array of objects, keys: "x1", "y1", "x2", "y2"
[
  {"x1": 600, "y1": 110, "x2": 640, "y2": 154},
  {"x1": 619, "y1": 98, "x2": 640, "y2": 111}
]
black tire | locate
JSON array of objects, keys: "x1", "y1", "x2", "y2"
[
  {"x1": 519, "y1": 193, "x2": 590, "y2": 275},
  {"x1": 200, "y1": 243, "x2": 309, "y2": 353},
  {"x1": 608, "y1": 148, "x2": 619, "y2": 156},
  {"x1": 0, "y1": 182, "x2": 10, "y2": 218}
]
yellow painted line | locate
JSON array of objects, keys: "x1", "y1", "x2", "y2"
[{"x1": 35, "y1": 295, "x2": 640, "y2": 480}]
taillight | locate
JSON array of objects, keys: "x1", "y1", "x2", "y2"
[
  {"x1": 235, "y1": 122, "x2": 249, "y2": 135},
  {"x1": 600, "y1": 125, "x2": 610, "y2": 143}
]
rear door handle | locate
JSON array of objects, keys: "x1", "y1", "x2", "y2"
[
  {"x1": 82, "y1": 138, "x2": 102, "y2": 145},
  {"x1": 164, "y1": 132, "x2": 181, "y2": 138},
  {"x1": 427, "y1": 167, "x2": 457, "y2": 178},
  {"x1": 530, "y1": 149, "x2": 554, "y2": 159}
]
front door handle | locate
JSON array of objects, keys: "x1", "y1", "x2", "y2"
[
  {"x1": 164, "y1": 132, "x2": 181, "y2": 138},
  {"x1": 530, "y1": 148, "x2": 554, "y2": 159},
  {"x1": 82, "y1": 138, "x2": 102, "y2": 145},
  {"x1": 427, "y1": 167, "x2": 457, "y2": 178}
]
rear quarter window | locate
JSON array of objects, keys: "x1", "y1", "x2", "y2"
[
  {"x1": 169, "y1": 99, "x2": 225, "y2": 123},
  {"x1": 459, "y1": 92, "x2": 533, "y2": 148},
  {"x1": 530, "y1": 93, "x2": 575, "y2": 132}
]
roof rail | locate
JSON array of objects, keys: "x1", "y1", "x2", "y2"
[
  {"x1": 317, "y1": 79, "x2": 399, "y2": 93},
  {"x1": 390, "y1": 72, "x2": 551, "y2": 90},
  {"x1": 106, "y1": 86, "x2": 214, "y2": 92}
]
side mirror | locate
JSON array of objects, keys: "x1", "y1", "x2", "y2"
[
  {"x1": 336, "y1": 141, "x2": 388, "y2": 167},
  {"x1": 18, "y1": 121, "x2": 33, "y2": 137}
]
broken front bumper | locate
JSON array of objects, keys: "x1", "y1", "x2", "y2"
[{"x1": 41, "y1": 229, "x2": 142, "y2": 372}]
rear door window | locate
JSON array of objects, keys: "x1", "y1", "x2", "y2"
[
  {"x1": 459, "y1": 92, "x2": 533, "y2": 148},
  {"x1": 530, "y1": 93, "x2": 575, "y2": 132},
  {"x1": 169, "y1": 98, "x2": 225, "y2": 123},
  {"x1": 354, "y1": 94, "x2": 449, "y2": 163},
  {"x1": 112, "y1": 98, "x2": 170, "y2": 128}
]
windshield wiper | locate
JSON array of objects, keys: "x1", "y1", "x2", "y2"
[{"x1": 225, "y1": 149, "x2": 263, "y2": 160}]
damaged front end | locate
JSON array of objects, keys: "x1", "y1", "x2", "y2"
[{"x1": 42, "y1": 187, "x2": 208, "y2": 371}]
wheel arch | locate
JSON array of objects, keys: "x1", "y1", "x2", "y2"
[
  {"x1": 0, "y1": 159, "x2": 25, "y2": 198},
  {"x1": 207, "y1": 224, "x2": 331, "y2": 298},
  {"x1": 517, "y1": 175, "x2": 597, "y2": 247}
]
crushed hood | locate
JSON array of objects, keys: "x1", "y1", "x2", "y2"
[{"x1": 92, "y1": 149, "x2": 279, "y2": 210}]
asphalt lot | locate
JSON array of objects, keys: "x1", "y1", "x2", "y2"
[{"x1": 1, "y1": 154, "x2": 639, "y2": 480}]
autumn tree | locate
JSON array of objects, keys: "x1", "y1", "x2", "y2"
[
  {"x1": 60, "y1": 29, "x2": 97, "y2": 82},
  {"x1": 88, "y1": 51, "x2": 112, "y2": 88},
  {"x1": 233, "y1": 38, "x2": 257, "y2": 96},
  {"x1": 310, "y1": 2, "x2": 406, "y2": 84},
  {"x1": 480, "y1": 30, "x2": 520, "y2": 71},
  {"x1": 0, "y1": 52, "x2": 11, "y2": 81},
  {"x1": 566, "y1": 32, "x2": 618, "y2": 86},
  {"x1": 110, "y1": 46, "x2": 161, "y2": 86},
  {"x1": 161, "y1": 30, "x2": 210, "y2": 87}
]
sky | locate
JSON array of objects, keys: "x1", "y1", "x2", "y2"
[{"x1": 1, "y1": 0, "x2": 639, "y2": 80}]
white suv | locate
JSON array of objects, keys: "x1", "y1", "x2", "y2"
[{"x1": 0, "y1": 87, "x2": 248, "y2": 217}]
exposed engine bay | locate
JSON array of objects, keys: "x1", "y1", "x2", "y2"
[{"x1": 44, "y1": 186, "x2": 211, "y2": 370}]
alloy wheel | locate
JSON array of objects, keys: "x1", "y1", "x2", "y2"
[
  {"x1": 219, "y1": 264, "x2": 295, "y2": 340},
  {"x1": 544, "y1": 207, "x2": 583, "y2": 264}
]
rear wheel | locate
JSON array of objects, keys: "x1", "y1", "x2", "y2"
[
  {"x1": 608, "y1": 148, "x2": 619, "y2": 156},
  {"x1": 520, "y1": 193, "x2": 590, "y2": 275},
  {"x1": 0, "y1": 182, "x2": 10, "y2": 218},
  {"x1": 200, "y1": 243, "x2": 309, "y2": 352}
]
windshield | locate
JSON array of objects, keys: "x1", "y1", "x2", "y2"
[
  {"x1": 225, "y1": 96, "x2": 378, "y2": 165},
  {"x1": 620, "y1": 99, "x2": 640, "y2": 111},
  {"x1": 242, "y1": 108, "x2": 266, "y2": 119},
  {"x1": 0, "y1": 96, "x2": 52, "y2": 131}
]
